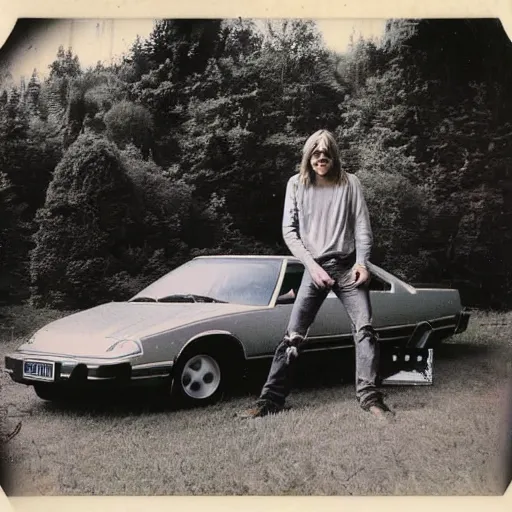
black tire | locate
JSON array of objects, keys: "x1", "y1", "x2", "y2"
[{"x1": 170, "y1": 347, "x2": 229, "y2": 408}]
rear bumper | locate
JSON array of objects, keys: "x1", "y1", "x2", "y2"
[
  {"x1": 4, "y1": 353, "x2": 173, "y2": 387},
  {"x1": 454, "y1": 309, "x2": 471, "y2": 334},
  {"x1": 379, "y1": 309, "x2": 471, "y2": 349}
]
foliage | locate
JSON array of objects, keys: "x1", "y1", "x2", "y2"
[
  {"x1": 48, "y1": 46, "x2": 82, "y2": 80},
  {"x1": 119, "y1": 144, "x2": 191, "y2": 279},
  {"x1": 30, "y1": 134, "x2": 141, "y2": 308},
  {"x1": 0, "y1": 87, "x2": 62, "y2": 303},
  {"x1": 170, "y1": 19, "x2": 346, "y2": 247},
  {"x1": 104, "y1": 100, "x2": 153, "y2": 154},
  {"x1": 382, "y1": 19, "x2": 512, "y2": 307},
  {"x1": 357, "y1": 169, "x2": 429, "y2": 280},
  {"x1": 337, "y1": 20, "x2": 512, "y2": 307},
  {"x1": 1, "y1": 18, "x2": 512, "y2": 309}
]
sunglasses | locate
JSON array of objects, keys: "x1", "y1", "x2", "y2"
[{"x1": 311, "y1": 150, "x2": 332, "y2": 159}]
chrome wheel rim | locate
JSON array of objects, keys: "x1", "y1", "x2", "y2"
[{"x1": 181, "y1": 354, "x2": 221, "y2": 399}]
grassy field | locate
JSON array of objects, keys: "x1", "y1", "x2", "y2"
[{"x1": 0, "y1": 305, "x2": 511, "y2": 496}]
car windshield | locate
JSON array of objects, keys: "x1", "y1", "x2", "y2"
[{"x1": 130, "y1": 258, "x2": 283, "y2": 306}]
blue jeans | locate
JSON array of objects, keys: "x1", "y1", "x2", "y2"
[{"x1": 259, "y1": 256, "x2": 382, "y2": 409}]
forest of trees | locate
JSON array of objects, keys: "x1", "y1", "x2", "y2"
[{"x1": 1, "y1": 18, "x2": 511, "y2": 310}]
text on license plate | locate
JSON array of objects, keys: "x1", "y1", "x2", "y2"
[{"x1": 23, "y1": 361, "x2": 55, "y2": 381}]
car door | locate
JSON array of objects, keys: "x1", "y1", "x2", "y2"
[
  {"x1": 273, "y1": 262, "x2": 408, "y2": 348},
  {"x1": 364, "y1": 268, "x2": 418, "y2": 344}
]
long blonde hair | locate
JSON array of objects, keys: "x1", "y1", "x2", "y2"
[{"x1": 298, "y1": 130, "x2": 347, "y2": 187}]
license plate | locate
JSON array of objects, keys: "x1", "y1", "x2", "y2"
[{"x1": 23, "y1": 360, "x2": 55, "y2": 381}]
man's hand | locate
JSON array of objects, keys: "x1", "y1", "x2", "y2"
[
  {"x1": 309, "y1": 263, "x2": 335, "y2": 289},
  {"x1": 352, "y1": 264, "x2": 370, "y2": 286}
]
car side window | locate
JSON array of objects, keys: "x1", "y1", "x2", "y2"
[
  {"x1": 276, "y1": 263, "x2": 305, "y2": 304},
  {"x1": 276, "y1": 264, "x2": 391, "y2": 302}
]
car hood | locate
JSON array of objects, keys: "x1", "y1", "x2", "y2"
[{"x1": 22, "y1": 301, "x2": 259, "y2": 357}]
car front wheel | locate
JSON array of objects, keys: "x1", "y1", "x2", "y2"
[{"x1": 171, "y1": 350, "x2": 225, "y2": 407}]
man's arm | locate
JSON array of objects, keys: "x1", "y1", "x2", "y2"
[
  {"x1": 352, "y1": 174, "x2": 373, "y2": 267},
  {"x1": 351, "y1": 175, "x2": 373, "y2": 285},
  {"x1": 282, "y1": 177, "x2": 317, "y2": 270}
]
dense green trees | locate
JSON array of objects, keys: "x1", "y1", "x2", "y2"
[
  {"x1": 376, "y1": 19, "x2": 512, "y2": 307},
  {"x1": 1, "y1": 18, "x2": 511, "y2": 309},
  {"x1": 31, "y1": 134, "x2": 137, "y2": 308},
  {"x1": 0, "y1": 81, "x2": 62, "y2": 303}
]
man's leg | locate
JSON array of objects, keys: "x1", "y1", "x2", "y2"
[
  {"x1": 243, "y1": 271, "x2": 328, "y2": 416},
  {"x1": 331, "y1": 267, "x2": 391, "y2": 415}
]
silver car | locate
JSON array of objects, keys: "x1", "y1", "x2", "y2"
[{"x1": 4, "y1": 255, "x2": 470, "y2": 405}]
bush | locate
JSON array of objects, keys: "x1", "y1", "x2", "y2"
[
  {"x1": 30, "y1": 133, "x2": 140, "y2": 309},
  {"x1": 358, "y1": 169, "x2": 430, "y2": 281},
  {"x1": 104, "y1": 100, "x2": 153, "y2": 154}
]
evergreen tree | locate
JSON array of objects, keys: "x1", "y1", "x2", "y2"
[
  {"x1": 176, "y1": 20, "x2": 346, "y2": 245},
  {"x1": 30, "y1": 134, "x2": 140, "y2": 308},
  {"x1": 25, "y1": 70, "x2": 41, "y2": 116},
  {"x1": 48, "y1": 46, "x2": 81, "y2": 80}
]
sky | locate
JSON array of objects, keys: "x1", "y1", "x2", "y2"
[{"x1": 0, "y1": 18, "x2": 387, "y2": 83}]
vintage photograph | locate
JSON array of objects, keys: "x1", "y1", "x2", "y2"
[{"x1": 0, "y1": 17, "x2": 511, "y2": 496}]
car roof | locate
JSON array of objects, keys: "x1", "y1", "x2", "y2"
[
  {"x1": 191, "y1": 255, "x2": 416, "y2": 292},
  {"x1": 194, "y1": 255, "x2": 296, "y2": 261}
]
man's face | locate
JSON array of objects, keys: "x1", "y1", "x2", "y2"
[{"x1": 310, "y1": 141, "x2": 333, "y2": 178}]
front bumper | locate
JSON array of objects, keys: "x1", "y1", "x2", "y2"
[{"x1": 4, "y1": 353, "x2": 174, "y2": 386}]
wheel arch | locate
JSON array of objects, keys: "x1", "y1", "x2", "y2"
[{"x1": 175, "y1": 330, "x2": 247, "y2": 366}]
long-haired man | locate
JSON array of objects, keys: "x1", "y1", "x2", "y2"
[{"x1": 241, "y1": 129, "x2": 393, "y2": 420}]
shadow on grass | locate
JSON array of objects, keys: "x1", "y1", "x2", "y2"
[
  {"x1": 30, "y1": 339, "x2": 503, "y2": 418},
  {"x1": 32, "y1": 352, "x2": 354, "y2": 418},
  {"x1": 37, "y1": 389, "x2": 175, "y2": 417}
]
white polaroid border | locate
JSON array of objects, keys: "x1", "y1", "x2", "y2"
[{"x1": 1, "y1": 1, "x2": 511, "y2": 512}]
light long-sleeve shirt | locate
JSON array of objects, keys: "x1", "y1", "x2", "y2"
[{"x1": 282, "y1": 173, "x2": 373, "y2": 271}]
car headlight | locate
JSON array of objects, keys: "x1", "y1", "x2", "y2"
[{"x1": 105, "y1": 339, "x2": 143, "y2": 358}]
